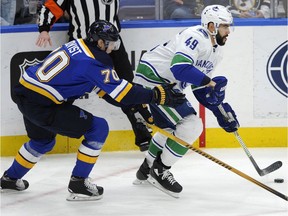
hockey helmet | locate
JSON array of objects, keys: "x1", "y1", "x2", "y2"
[
  {"x1": 201, "y1": 5, "x2": 233, "y2": 35},
  {"x1": 86, "y1": 20, "x2": 120, "y2": 50}
]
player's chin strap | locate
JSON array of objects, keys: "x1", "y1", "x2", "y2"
[
  {"x1": 206, "y1": 28, "x2": 218, "y2": 46},
  {"x1": 206, "y1": 24, "x2": 218, "y2": 36}
]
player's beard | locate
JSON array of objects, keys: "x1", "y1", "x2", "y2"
[{"x1": 216, "y1": 33, "x2": 227, "y2": 46}]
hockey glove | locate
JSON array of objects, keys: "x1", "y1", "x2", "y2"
[
  {"x1": 152, "y1": 83, "x2": 185, "y2": 107},
  {"x1": 206, "y1": 76, "x2": 227, "y2": 105},
  {"x1": 213, "y1": 102, "x2": 239, "y2": 133}
]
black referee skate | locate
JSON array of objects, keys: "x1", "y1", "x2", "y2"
[
  {"x1": 148, "y1": 153, "x2": 182, "y2": 198},
  {"x1": 67, "y1": 176, "x2": 103, "y2": 201},
  {"x1": 0, "y1": 171, "x2": 29, "y2": 191},
  {"x1": 133, "y1": 158, "x2": 150, "y2": 185}
]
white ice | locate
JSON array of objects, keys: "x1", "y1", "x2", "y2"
[{"x1": 1, "y1": 148, "x2": 288, "y2": 216}]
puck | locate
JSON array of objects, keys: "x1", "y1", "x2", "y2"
[{"x1": 274, "y1": 178, "x2": 284, "y2": 183}]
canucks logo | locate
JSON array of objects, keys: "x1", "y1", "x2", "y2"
[{"x1": 266, "y1": 41, "x2": 288, "y2": 98}]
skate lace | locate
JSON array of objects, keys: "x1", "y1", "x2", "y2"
[
  {"x1": 84, "y1": 178, "x2": 98, "y2": 191},
  {"x1": 162, "y1": 170, "x2": 176, "y2": 185}
]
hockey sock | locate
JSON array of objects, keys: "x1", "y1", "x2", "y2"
[
  {"x1": 146, "y1": 132, "x2": 167, "y2": 166},
  {"x1": 6, "y1": 159, "x2": 31, "y2": 179},
  {"x1": 72, "y1": 140, "x2": 103, "y2": 178},
  {"x1": 6, "y1": 140, "x2": 51, "y2": 179},
  {"x1": 160, "y1": 138, "x2": 189, "y2": 167}
]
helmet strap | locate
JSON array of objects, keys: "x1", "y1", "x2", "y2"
[
  {"x1": 207, "y1": 22, "x2": 218, "y2": 45},
  {"x1": 104, "y1": 40, "x2": 110, "y2": 50},
  {"x1": 207, "y1": 22, "x2": 218, "y2": 35}
]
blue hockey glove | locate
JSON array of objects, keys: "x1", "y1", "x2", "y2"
[
  {"x1": 206, "y1": 76, "x2": 227, "y2": 105},
  {"x1": 213, "y1": 103, "x2": 239, "y2": 133},
  {"x1": 152, "y1": 83, "x2": 186, "y2": 107}
]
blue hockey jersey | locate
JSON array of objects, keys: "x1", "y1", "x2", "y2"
[{"x1": 19, "y1": 39, "x2": 134, "y2": 104}]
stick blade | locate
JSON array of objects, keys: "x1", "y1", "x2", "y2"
[{"x1": 260, "y1": 161, "x2": 282, "y2": 176}]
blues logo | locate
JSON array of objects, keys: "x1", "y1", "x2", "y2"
[{"x1": 266, "y1": 41, "x2": 288, "y2": 98}]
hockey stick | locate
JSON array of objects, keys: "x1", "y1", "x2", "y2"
[
  {"x1": 217, "y1": 104, "x2": 282, "y2": 176},
  {"x1": 147, "y1": 124, "x2": 288, "y2": 201}
]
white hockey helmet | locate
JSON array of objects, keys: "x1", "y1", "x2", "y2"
[{"x1": 201, "y1": 5, "x2": 233, "y2": 35}]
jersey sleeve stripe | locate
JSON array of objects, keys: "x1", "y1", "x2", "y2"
[
  {"x1": 78, "y1": 39, "x2": 95, "y2": 59},
  {"x1": 113, "y1": 81, "x2": 133, "y2": 102},
  {"x1": 20, "y1": 72, "x2": 64, "y2": 104},
  {"x1": 97, "y1": 90, "x2": 106, "y2": 98},
  {"x1": 134, "y1": 73, "x2": 163, "y2": 86},
  {"x1": 172, "y1": 52, "x2": 194, "y2": 65},
  {"x1": 109, "y1": 80, "x2": 128, "y2": 98}
]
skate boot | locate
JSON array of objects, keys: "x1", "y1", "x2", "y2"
[
  {"x1": 0, "y1": 171, "x2": 29, "y2": 191},
  {"x1": 133, "y1": 158, "x2": 150, "y2": 185},
  {"x1": 67, "y1": 176, "x2": 104, "y2": 201},
  {"x1": 148, "y1": 153, "x2": 182, "y2": 198}
]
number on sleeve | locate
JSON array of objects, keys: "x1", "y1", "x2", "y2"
[
  {"x1": 36, "y1": 50, "x2": 69, "y2": 82},
  {"x1": 35, "y1": 49, "x2": 120, "y2": 85},
  {"x1": 101, "y1": 69, "x2": 120, "y2": 83}
]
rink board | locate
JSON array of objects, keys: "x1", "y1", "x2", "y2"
[{"x1": 0, "y1": 19, "x2": 287, "y2": 156}]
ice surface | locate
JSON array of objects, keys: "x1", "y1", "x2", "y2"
[{"x1": 1, "y1": 148, "x2": 287, "y2": 216}]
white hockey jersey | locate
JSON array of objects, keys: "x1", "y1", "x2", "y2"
[{"x1": 134, "y1": 25, "x2": 224, "y2": 91}]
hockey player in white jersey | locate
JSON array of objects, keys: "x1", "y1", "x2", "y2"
[{"x1": 133, "y1": 5, "x2": 240, "y2": 198}]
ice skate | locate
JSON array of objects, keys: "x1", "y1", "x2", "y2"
[
  {"x1": 67, "y1": 176, "x2": 103, "y2": 201},
  {"x1": 133, "y1": 158, "x2": 150, "y2": 185},
  {"x1": 148, "y1": 153, "x2": 182, "y2": 198},
  {"x1": 0, "y1": 172, "x2": 29, "y2": 191}
]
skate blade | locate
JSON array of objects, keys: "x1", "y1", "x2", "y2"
[
  {"x1": 66, "y1": 193, "x2": 103, "y2": 201},
  {"x1": 132, "y1": 179, "x2": 149, "y2": 185},
  {"x1": 147, "y1": 176, "x2": 180, "y2": 198},
  {"x1": 0, "y1": 186, "x2": 27, "y2": 193},
  {"x1": 0, "y1": 188, "x2": 23, "y2": 193}
]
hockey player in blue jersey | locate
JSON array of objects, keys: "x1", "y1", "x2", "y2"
[{"x1": 0, "y1": 20, "x2": 185, "y2": 201}]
